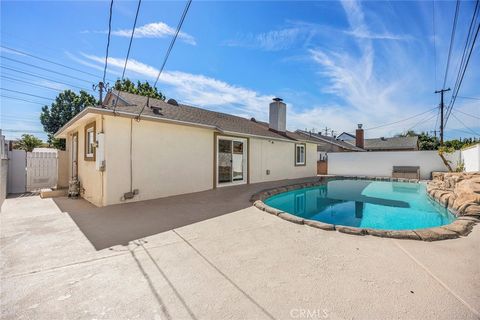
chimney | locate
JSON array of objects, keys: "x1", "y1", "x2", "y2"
[
  {"x1": 355, "y1": 124, "x2": 364, "y2": 149},
  {"x1": 269, "y1": 98, "x2": 286, "y2": 133}
]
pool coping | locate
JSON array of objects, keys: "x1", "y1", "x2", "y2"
[{"x1": 250, "y1": 176, "x2": 478, "y2": 241}]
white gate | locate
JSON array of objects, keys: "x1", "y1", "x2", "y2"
[
  {"x1": 7, "y1": 150, "x2": 26, "y2": 194},
  {"x1": 26, "y1": 151, "x2": 58, "y2": 191}
]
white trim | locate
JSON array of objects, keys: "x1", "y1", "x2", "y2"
[
  {"x1": 295, "y1": 144, "x2": 306, "y2": 165},
  {"x1": 216, "y1": 136, "x2": 248, "y2": 188}
]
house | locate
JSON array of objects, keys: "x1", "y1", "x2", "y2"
[
  {"x1": 295, "y1": 130, "x2": 364, "y2": 154},
  {"x1": 305, "y1": 125, "x2": 419, "y2": 153},
  {"x1": 54, "y1": 91, "x2": 317, "y2": 207}
]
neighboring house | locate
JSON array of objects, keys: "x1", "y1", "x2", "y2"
[
  {"x1": 298, "y1": 125, "x2": 419, "y2": 154},
  {"x1": 54, "y1": 91, "x2": 317, "y2": 207},
  {"x1": 295, "y1": 130, "x2": 364, "y2": 157},
  {"x1": 362, "y1": 136, "x2": 419, "y2": 151},
  {"x1": 337, "y1": 132, "x2": 356, "y2": 142}
]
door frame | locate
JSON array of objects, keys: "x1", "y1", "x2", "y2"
[
  {"x1": 213, "y1": 133, "x2": 249, "y2": 188},
  {"x1": 71, "y1": 132, "x2": 78, "y2": 179}
]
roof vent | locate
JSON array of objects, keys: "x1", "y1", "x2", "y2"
[
  {"x1": 250, "y1": 117, "x2": 257, "y2": 122},
  {"x1": 151, "y1": 106, "x2": 162, "y2": 115},
  {"x1": 167, "y1": 98, "x2": 178, "y2": 106},
  {"x1": 381, "y1": 137, "x2": 386, "y2": 141}
]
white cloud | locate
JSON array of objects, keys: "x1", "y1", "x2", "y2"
[
  {"x1": 224, "y1": 21, "x2": 326, "y2": 51},
  {"x1": 79, "y1": 53, "x2": 272, "y2": 116},
  {"x1": 111, "y1": 22, "x2": 196, "y2": 45}
]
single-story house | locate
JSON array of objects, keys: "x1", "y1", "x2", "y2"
[
  {"x1": 305, "y1": 126, "x2": 419, "y2": 153},
  {"x1": 55, "y1": 91, "x2": 317, "y2": 207}
]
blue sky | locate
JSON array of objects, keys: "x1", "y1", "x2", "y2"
[{"x1": 1, "y1": 0, "x2": 479, "y2": 141}]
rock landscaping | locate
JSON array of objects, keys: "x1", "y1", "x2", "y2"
[{"x1": 251, "y1": 175, "x2": 479, "y2": 241}]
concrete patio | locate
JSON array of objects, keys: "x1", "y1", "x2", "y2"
[{"x1": 1, "y1": 179, "x2": 479, "y2": 320}]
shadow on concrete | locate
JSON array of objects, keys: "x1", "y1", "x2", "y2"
[{"x1": 53, "y1": 177, "x2": 322, "y2": 251}]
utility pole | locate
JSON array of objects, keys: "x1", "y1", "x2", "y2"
[
  {"x1": 435, "y1": 88, "x2": 450, "y2": 145},
  {"x1": 93, "y1": 81, "x2": 106, "y2": 105},
  {"x1": 323, "y1": 126, "x2": 330, "y2": 136}
]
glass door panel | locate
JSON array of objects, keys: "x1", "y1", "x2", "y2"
[
  {"x1": 232, "y1": 141, "x2": 244, "y2": 181},
  {"x1": 218, "y1": 139, "x2": 232, "y2": 183}
]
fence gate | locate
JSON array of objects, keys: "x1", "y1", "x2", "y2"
[
  {"x1": 7, "y1": 150, "x2": 26, "y2": 194},
  {"x1": 26, "y1": 151, "x2": 58, "y2": 191}
]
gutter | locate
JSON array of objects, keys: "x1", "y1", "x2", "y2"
[{"x1": 55, "y1": 107, "x2": 314, "y2": 144}]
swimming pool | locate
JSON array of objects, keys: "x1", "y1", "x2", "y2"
[{"x1": 264, "y1": 179, "x2": 456, "y2": 230}]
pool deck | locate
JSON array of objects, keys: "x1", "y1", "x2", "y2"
[{"x1": 1, "y1": 181, "x2": 480, "y2": 319}]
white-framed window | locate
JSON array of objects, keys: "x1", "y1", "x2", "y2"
[
  {"x1": 295, "y1": 144, "x2": 306, "y2": 166},
  {"x1": 84, "y1": 121, "x2": 96, "y2": 161}
]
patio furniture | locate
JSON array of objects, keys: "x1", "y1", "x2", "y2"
[{"x1": 392, "y1": 166, "x2": 420, "y2": 180}]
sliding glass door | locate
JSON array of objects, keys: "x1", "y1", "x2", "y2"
[{"x1": 217, "y1": 136, "x2": 247, "y2": 186}]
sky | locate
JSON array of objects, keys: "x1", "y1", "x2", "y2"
[{"x1": 1, "y1": 0, "x2": 479, "y2": 142}]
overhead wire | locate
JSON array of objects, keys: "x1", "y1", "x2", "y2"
[
  {"x1": 0, "y1": 88, "x2": 54, "y2": 101},
  {"x1": 444, "y1": 19, "x2": 480, "y2": 126},
  {"x1": 136, "y1": 0, "x2": 192, "y2": 119},
  {"x1": 1, "y1": 56, "x2": 95, "y2": 84},
  {"x1": 102, "y1": 0, "x2": 114, "y2": 85},
  {"x1": 112, "y1": 0, "x2": 142, "y2": 114},
  {"x1": 1, "y1": 75, "x2": 64, "y2": 93},
  {"x1": 450, "y1": 112, "x2": 480, "y2": 136},
  {"x1": 0, "y1": 45, "x2": 108, "y2": 81},
  {"x1": 442, "y1": 0, "x2": 460, "y2": 88},
  {"x1": 363, "y1": 107, "x2": 438, "y2": 131},
  {"x1": 0, "y1": 65, "x2": 91, "y2": 91},
  {"x1": 0, "y1": 94, "x2": 48, "y2": 106}
]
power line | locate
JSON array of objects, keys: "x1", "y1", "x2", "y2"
[
  {"x1": 1, "y1": 56, "x2": 94, "y2": 84},
  {"x1": 407, "y1": 110, "x2": 438, "y2": 132},
  {"x1": 457, "y1": 95, "x2": 480, "y2": 101},
  {"x1": 443, "y1": 0, "x2": 460, "y2": 88},
  {"x1": 113, "y1": 0, "x2": 142, "y2": 114},
  {"x1": 0, "y1": 65, "x2": 91, "y2": 91},
  {"x1": 136, "y1": 0, "x2": 192, "y2": 119},
  {"x1": 0, "y1": 88, "x2": 53, "y2": 101},
  {"x1": 0, "y1": 94, "x2": 48, "y2": 106},
  {"x1": 2, "y1": 129, "x2": 45, "y2": 134},
  {"x1": 364, "y1": 107, "x2": 437, "y2": 131},
  {"x1": 451, "y1": 112, "x2": 480, "y2": 136},
  {"x1": 153, "y1": 0, "x2": 192, "y2": 89},
  {"x1": 103, "y1": 0, "x2": 114, "y2": 84},
  {"x1": 456, "y1": 109, "x2": 480, "y2": 120},
  {"x1": 444, "y1": 1, "x2": 479, "y2": 124},
  {"x1": 1, "y1": 75, "x2": 64, "y2": 93},
  {"x1": 0, "y1": 45, "x2": 105, "y2": 81},
  {"x1": 433, "y1": 0, "x2": 437, "y2": 87},
  {"x1": 445, "y1": 21, "x2": 480, "y2": 125}
]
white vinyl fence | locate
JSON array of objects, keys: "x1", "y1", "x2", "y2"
[
  {"x1": 328, "y1": 150, "x2": 461, "y2": 180},
  {"x1": 460, "y1": 144, "x2": 480, "y2": 172},
  {"x1": 26, "y1": 151, "x2": 58, "y2": 191},
  {"x1": 7, "y1": 149, "x2": 58, "y2": 193}
]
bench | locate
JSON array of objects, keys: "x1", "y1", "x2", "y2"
[{"x1": 392, "y1": 166, "x2": 420, "y2": 180}]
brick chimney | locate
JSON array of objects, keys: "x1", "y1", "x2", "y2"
[
  {"x1": 355, "y1": 124, "x2": 364, "y2": 149},
  {"x1": 269, "y1": 98, "x2": 286, "y2": 133}
]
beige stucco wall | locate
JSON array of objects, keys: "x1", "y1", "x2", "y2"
[
  {"x1": 249, "y1": 139, "x2": 317, "y2": 183},
  {"x1": 61, "y1": 112, "x2": 317, "y2": 207},
  {"x1": 57, "y1": 150, "x2": 69, "y2": 188},
  {"x1": 63, "y1": 115, "x2": 104, "y2": 206},
  {"x1": 103, "y1": 116, "x2": 214, "y2": 206}
]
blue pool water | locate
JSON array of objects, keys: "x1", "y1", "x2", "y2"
[{"x1": 264, "y1": 179, "x2": 455, "y2": 230}]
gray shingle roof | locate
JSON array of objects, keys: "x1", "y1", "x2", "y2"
[
  {"x1": 295, "y1": 130, "x2": 364, "y2": 151},
  {"x1": 104, "y1": 91, "x2": 311, "y2": 142},
  {"x1": 363, "y1": 136, "x2": 418, "y2": 150}
]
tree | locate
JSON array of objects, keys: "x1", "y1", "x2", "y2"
[
  {"x1": 114, "y1": 79, "x2": 165, "y2": 100},
  {"x1": 14, "y1": 134, "x2": 43, "y2": 152},
  {"x1": 40, "y1": 90, "x2": 97, "y2": 150}
]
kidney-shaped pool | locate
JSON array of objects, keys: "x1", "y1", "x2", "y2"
[{"x1": 264, "y1": 179, "x2": 455, "y2": 230}]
